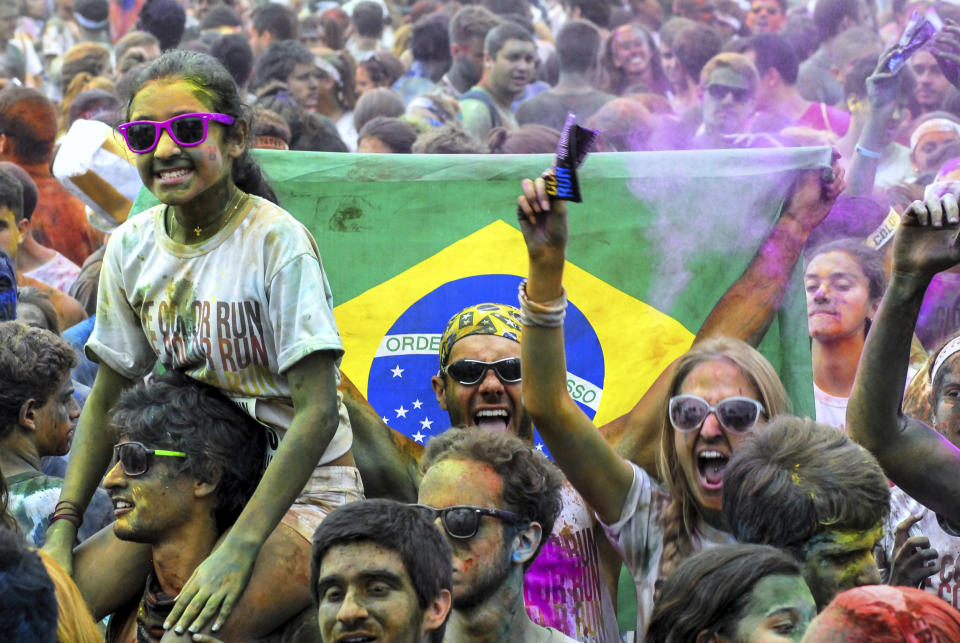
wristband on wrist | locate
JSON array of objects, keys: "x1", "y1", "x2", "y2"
[
  {"x1": 855, "y1": 143, "x2": 883, "y2": 159},
  {"x1": 518, "y1": 279, "x2": 567, "y2": 327}
]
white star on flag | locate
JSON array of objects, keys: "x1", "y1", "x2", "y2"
[
  {"x1": 412, "y1": 431, "x2": 425, "y2": 443},
  {"x1": 412, "y1": 399, "x2": 423, "y2": 409},
  {"x1": 391, "y1": 364, "x2": 404, "y2": 378},
  {"x1": 536, "y1": 443, "x2": 544, "y2": 452},
  {"x1": 395, "y1": 406, "x2": 408, "y2": 418},
  {"x1": 420, "y1": 417, "x2": 433, "y2": 430},
  {"x1": 382, "y1": 416, "x2": 389, "y2": 424}
]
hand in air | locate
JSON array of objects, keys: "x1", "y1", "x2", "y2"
[
  {"x1": 932, "y1": 20, "x2": 960, "y2": 89},
  {"x1": 894, "y1": 192, "x2": 960, "y2": 278},
  {"x1": 867, "y1": 46, "x2": 907, "y2": 109},
  {"x1": 887, "y1": 513, "x2": 941, "y2": 587},
  {"x1": 163, "y1": 539, "x2": 259, "y2": 635},
  {"x1": 517, "y1": 173, "x2": 568, "y2": 266},
  {"x1": 783, "y1": 159, "x2": 845, "y2": 231}
]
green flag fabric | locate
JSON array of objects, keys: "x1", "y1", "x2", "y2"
[{"x1": 133, "y1": 147, "x2": 830, "y2": 438}]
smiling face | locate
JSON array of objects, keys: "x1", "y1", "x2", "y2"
[
  {"x1": 33, "y1": 372, "x2": 78, "y2": 457},
  {"x1": 487, "y1": 38, "x2": 537, "y2": 100},
  {"x1": 800, "y1": 524, "x2": 883, "y2": 610},
  {"x1": 805, "y1": 251, "x2": 877, "y2": 344},
  {"x1": 702, "y1": 66, "x2": 756, "y2": 136},
  {"x1": 673, "y1": 359, "x2": 764, "y2": 521},
  {"x1": 912, "y1": 129, "x2": 960, "y2": 174},
  {"x1": 612, "y1": 25, "x2": 652, "y2": 81},
  {"x1": 431, "y1": 334, "x2": 532, "y2": 440},
  {"x1": 732, "y1": 574, "x2": 816, "y2": 642},
  {"x1": 418, "y1": 458, "x2": 515, "y2": 609},
  {"x1": 316, "y1": 541, "x2": 427, "y2": 643},
  {"x1": 128, "y1": 79, "x2": 240, "y2": 208},
  {"x1": 103, "y1": 442, "x2": 195, "y2": 544}
]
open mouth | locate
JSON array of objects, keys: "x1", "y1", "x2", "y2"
[
  {"x1": 112, "y1": 498, "x2": 134, "y2": 517},
  {"x1": 475, "y1": 408, "x2": 509, "y2": 431},
  {"x1": 156, "y1": 167, "x2": 193, "y2": 185},
  {"x1": 337, "y1": 635, "x2": 377, "y2": 642},
  {"x1": 697, "y1": 450, "x2": 729, "y2": 491}
]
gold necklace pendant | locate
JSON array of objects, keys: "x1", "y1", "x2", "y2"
[{"x1": 194, "y1": 226, "x2": 203, "y2": 237}]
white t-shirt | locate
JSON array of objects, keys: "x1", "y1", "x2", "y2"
[
  {"x1": 87, "y1": 195, "x2": 352, "y2": 464},
  {"x1": 23, "y1": 251, "x2": 80, "y2": 293},
  {"x1": 814, "y1": 382, "x2": 848, "y2": 431},
  {"x1": 880, "y1": 485, "x2": 960, "y2": 611},
  {"x1": 524, "y1": 480, "x2": 621, "y2": 642},
  {"x1": 600, "y1": 462, "x2": 735, "y2": 635}
]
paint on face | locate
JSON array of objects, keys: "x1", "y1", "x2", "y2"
[
  {"x1": 0, "y1": 205, "x2": 21, "y2": 259},
  {"x1": 103, "y1": 443, "x2": 195, "y2": 544},
  {"x1": 733, "y1": 574, "x2": 816, "y2": 642},
  {"x1": 489, "y1": 39, "x2": 537, "y2": 99},
  {"x1": 612, "y1": 25, "x2": 652, "y2": 81},
  {"x1": 128, "y1": 79, "x2": 237, "y2": 208},
  {"x1": 746, "y1": 0, "x2": 785, "y2": 34},
  {"x1": 288, "y1": 62, "x2": 320, "y2": 111},
  {"x1": 911, "y1": 51, "x2": 951, "y2": 111},
  {"x1": 432, "y1": 334, "x2": 532, "y2": 440},
  {"x1": 316, "y1": 541, "x2": 426, "y2": 643},
  {"x1": 913, "y1": 130, "x2": 960, "y2": 174},
  {"x1": 34, "y1": 372, "x2": 78, "y2": 457},
  {"x1": 935, "y1": 355, "x2": 960, "y2": 442},
  {"x1": 805, "y1": 251, "x2": 876, "y2": 344},
  {"x1": 801, "y1": 524, "x2": 884, "y2": 610},
  {"x1": 454, "y1": 35, "x2": 486, "y2": 89},
  {"x1": 702, "y1": 67, "x2": 756, "y2": 136},
  {"x1": 672, "y1": 359, "x2": 764, "y2": 522},
  {"x1": 418, "y1": 458, "x2": 515, "y2": 609}
]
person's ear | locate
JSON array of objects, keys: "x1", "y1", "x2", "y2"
[
  {"x1": 16, "y1": 217, "x2": 28, "y2": 236},
  {"x1": 431, "y1": 374, "x2": 448, "y2": 411},
  {"x1": 509, "y1": 521, "x2": 543, "y2": 566},
  {"x1": 695, "y1": 631, "x2": 723, "y2": 643},
  {"x1": 484, "y1": 52, "x2": 493, "y2": 68},
  {"x1": 194, "y1": 468, "x2": 222, "y2": 499},
  {"x1": 18, "y1": 398, "x2": 39, "y2": 431},
  {"x1": 0, "y1": 133, "x2": 10, "y2": 157},
  {"x1": 764, "y1": 66, "x2": 781, "y2": 87},
  {"x1": 421, "y1": 588, "x2": 452, "y2": 636},
  {"x1": 226, "y1": 118, "x2": 248, "y2": 159}
]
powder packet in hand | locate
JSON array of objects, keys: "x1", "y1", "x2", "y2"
[
  {"x1": 544, "y1": 114, "x2": 599, "y2": 203},
  {"x1": 888, "y1": 11, "x2": 937, "y2": 73}
]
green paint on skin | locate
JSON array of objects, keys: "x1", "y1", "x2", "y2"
[
  {"x1": 732, "y1": 574, "x2": 816, "y2": 642},
  {"x1": 801, "y1": 523, "x2": 884, "y2": 609}
]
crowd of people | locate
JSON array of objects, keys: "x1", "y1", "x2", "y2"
[{"x1": 1, "y1": 0, "x2": 960, "y2": 641}]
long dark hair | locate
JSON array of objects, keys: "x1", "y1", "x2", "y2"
[{"x1": 123, "y1": 50, "x2": 278, "y2": 204}]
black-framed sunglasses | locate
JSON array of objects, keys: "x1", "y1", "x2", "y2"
[
  {"x1": 441, "y1": 358, "x2": 522, "y2": 386},
  {"x1": 705, "y1": 83, "x2": 752, "y2": 103},
  {"x1": 668, "y1": 394, "x2": 766, "y2": 433},
  {"x1": 113, "y1": 441, "x2": 188, "y2": 477},
  {"x1": 410, "y1": 504, "x2": 526, "y2": 539}
]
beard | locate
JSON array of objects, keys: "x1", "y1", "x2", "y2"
[
  {"x1": 455, "y1": 57, "x2": 483, "y2": 89},
  {"x1": 453, "y1": 536, "x2": 514, "y2": 610}
]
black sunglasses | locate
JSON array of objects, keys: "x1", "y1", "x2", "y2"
[
  {"x1": 113, "y1": 441, "x2": 188, "y2": 477},
  {"x1": 441, "y1": 358, "x2": 522, "y2": 386},
  {"x1": 410, "y1": 504, "x2": 526, "y2": 539},
  {"x1": 705, "y1": 83, "x2": 752, "y2": 103}
]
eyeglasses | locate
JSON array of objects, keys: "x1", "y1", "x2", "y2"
[
  {"x1": 113, "y1": 441, "x2": 188, "y2": 477},
  {"x1": 441, "y1": 358, "x2": 522, "y2": 386},
  {"x1": 410, "y1": 504, "x2": 526, "y2": 539},
  {"x1": 668, "y1": 394, "x2": 766, "y2": 433},
  {"x1": 117, "y1": 112, "x2": 236, "y2": 154},
  {"x1": 705, "y1": 84, "x2": 752, "y2": 103}
]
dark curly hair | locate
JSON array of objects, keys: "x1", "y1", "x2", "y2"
[
  {"x1": 109, "y1": 372, "x2": 266, "y2": 533},
  {"x1": 123, "y1": 49, "x2": 278, "y2": 203},
  {"x1": 420, "y1": 427, "x2": 563, "y2": 569},
  {"x1": 0, "y1": 322, "x2": 77, "y2": 438}
]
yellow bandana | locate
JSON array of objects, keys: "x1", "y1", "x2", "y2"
[{"x1": 439, "y1": 303, "x2": 522, "y2": 367}]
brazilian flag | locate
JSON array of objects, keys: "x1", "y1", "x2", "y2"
[{"x1": 133, "y1": 147, "x2": 831, "y2": 446}]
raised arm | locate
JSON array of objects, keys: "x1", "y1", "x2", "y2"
[
  {"x1": 847, "y1": 194, "x2": 960, "y2": 522},
  {"x1": 518, "y1": 176, "x2": 635, "y2": 525},
  {"x1": 608, "y1": 161, "x2": 844, "y2": 474},
  {"x1": 340, "y1": 371, "x2": 422, "y2": 503}
]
